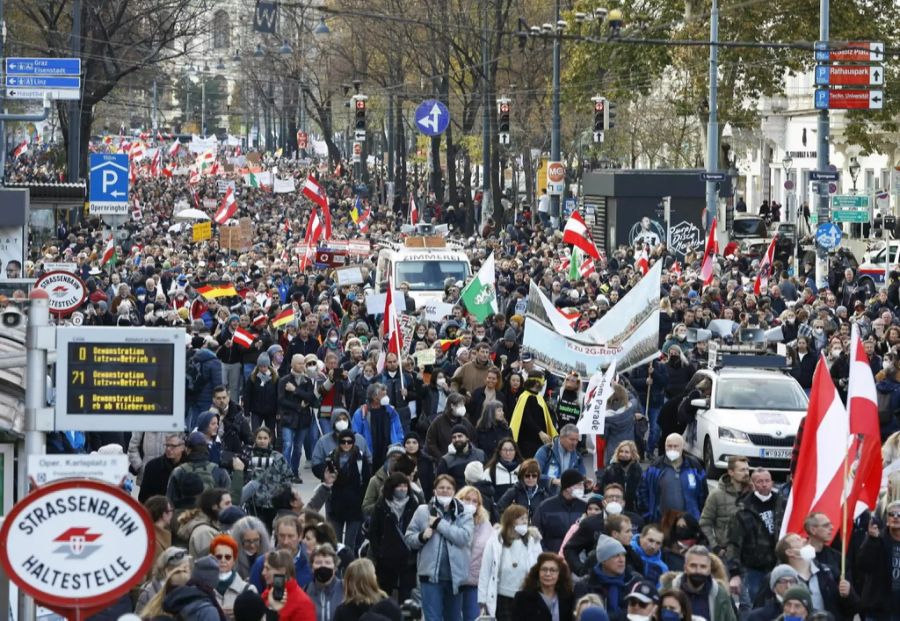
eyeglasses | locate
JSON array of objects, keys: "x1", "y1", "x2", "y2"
[
  {"x1": 539, "y1": 566, "x2": 560, "y2": 574},
  {"x1": 523, "y1": 473, "x2": 539, "y2": 479},
  {"x1": 243, "y1": 538, "x2": 261, "y2": 546},
  {"x1": 215, "y1": 554, "x2": 234, "y2": 561},
  {"x1": 339, "y1": 439, "x2": 355, "y2": 445}
]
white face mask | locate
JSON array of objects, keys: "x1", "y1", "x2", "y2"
[
  {"x1": 571, "y1": 487, "x2": 585, "y2": 500},
  {"x1": 666, "y1": 450, "x2": 681, "y2": 462},
  {"x1": 605, "y1": 501, "x2": 623, "y2": 515},
  {"x1": 380, "y1": 395, "x2": 390, "y2": 407},
  {"x1": 435, "y1": 495, "x2": 452, "y2": 507},
  {"x1": 514, "y1": 524, "x2": 529, "y2": 536},
  {"x1": 462, "y1": 502, "x2": 476, "y2": 514},
  {"x1": 831, "y1": 348, "x2": 842, "y2": 357},
  {"x1": 628, "y1": 615, "x2": 651, "y2": 621},
  {"x1": 219, "y1": 571, "x2": 232, "y2": 580},
  {"x1": 334, "y1": 420, "x2": 349, "y2": 432},
  {"x1": 754, "y1": 491, "x2": 773, "y2": 502},
  {"x1": 799, "y1": 544, "x2": 817, "y2": 561},
  {"x1": 307, "y1": 365, "x2": 318, "y2": 375},
  {"x1": 437, "y1": 377, "x2": 448, "y2": 388},
  {"x1": 453, "y1": 406, "x2": 466, "y2": 417}
]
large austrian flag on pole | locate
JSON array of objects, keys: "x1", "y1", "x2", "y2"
[
  {"x1": 214, "y1": 187, "x2": 237, "y2": 224},
  {"x1": 302, "y1": 175, "x2": 331, "y2": 238},
  {"x1": 562, "y1": 211, "x2": 600, "y2": 259}
]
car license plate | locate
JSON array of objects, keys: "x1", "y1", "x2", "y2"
[{"x1": 760, "y1": 448, "x2": 791, "y2": 459}]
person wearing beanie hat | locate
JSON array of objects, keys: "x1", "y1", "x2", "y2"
[
  {"x1": 311, "y1": 409, "x2": 372, "y2": 483},
  {"x1": 781, "y1": 586, "x2": 813, "y2": 619},
  {"x1": 435, "y1": 422, "x2": 485, "y2": 490},
  {"x1": 531, "y1": 468, "x2": 587, "y2": 553},
  {"x1": 217, "y1": 506, "x2": 247, "y2": 531},
  {"x1": 746, "y1": 565, "x2": 800, "y2": 621},
  {"x1": 325, "y1": 425, "x2": 372, "y2": 556},
  {"x1": 162, "y1": 554, "x2": 225, "y2": 620},
  {"x1": 573, "y1": 534, "x2": 640, "y2": 616},
  {"x1": 244, "y1": 351, "x2": 278, "y2": 431},
  {"x1": 464, "y1": 461, "x2": 483, "y2": 485}
]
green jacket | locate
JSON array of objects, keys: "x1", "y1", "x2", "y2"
[
  {"x1": 699, "y1": 474, "x2": 748, "y2": 552},
  {"x1": 672, "y1": 574, "x2": 737, "y2": 621}
]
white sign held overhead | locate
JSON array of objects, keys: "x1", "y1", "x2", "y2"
[{"x1": 577, "y1": 360, "x2": 617, "y2": 436}]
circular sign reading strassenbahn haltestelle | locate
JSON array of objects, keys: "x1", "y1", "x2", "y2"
[
  {"x1": 34, "y1": 270, "x2": 87, "y2": 316},
  {"x1": 0, "y1": 479, "x2": 154, "y2": 611}
]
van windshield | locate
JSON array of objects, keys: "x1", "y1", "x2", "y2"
[{"x1": 396, "y1": 261, "x2": 469, "y2": 291}]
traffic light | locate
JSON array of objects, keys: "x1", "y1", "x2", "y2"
[
  {"x1": 593, "y1": 99, "x2": 605, "y2": 132},
  {"x1": 354, "y1": 97, "x2": 367, "y2": 131},
  {"x1": 498, "y1": 100, "x2": 510, "y2": 133},
  {"x1": 604, "y1": 101, "x2": 617, "y2": 130}
]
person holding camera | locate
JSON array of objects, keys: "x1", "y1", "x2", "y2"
[
  {"x1": 260, "y1": 549, "x2": 317, "y2": 620},
  {"x1": 211, "y1": 385, "x2": 254, "y2": 469}
]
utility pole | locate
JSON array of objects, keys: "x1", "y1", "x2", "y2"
[
  {"x1": 151, "y1": 78, "x2": 158, "y2": 130},
  {"x1": 66, "y1": 0, "x2": 82, "y2": 182},
  {"x1": 549, "y1": 0, "x2": 562, "y2": 229},
  {"x1": 704, "y1": 0, "x2": 719, "y2": 232},
  {"x1": 480, "y1": 0, "x2": 491, "y2": 232},
  {"x1": 815, "y1": 0, "x2": 831, "y2": 290}
]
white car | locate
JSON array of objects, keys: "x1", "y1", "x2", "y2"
[{"x1": 682, "y1": 367, "x2": 808, "y2": 474}]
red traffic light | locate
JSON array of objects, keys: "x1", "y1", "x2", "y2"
[
  {"x1": 355, "y1": 100, "x2": 366, "y2": 110},
  {"x1": 594, "y1": 101, "x2": 605, "y2": 112},
  {"x1": 499, "y1": 103, "x2": 510, "y2": 113}
]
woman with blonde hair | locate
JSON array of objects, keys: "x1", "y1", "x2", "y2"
[
  {"x1": 135, "y1": 547, "x2": 191, "y2": 613},
  {"x1": 574, "y1": 593, "x2": 605, "y2": 619},
  {"x1": 136, "y1": 554, "x2": 192, "y2": 619},
  {"x1": 333, "y1": 558, "x2": 401, "y2": 621},
  {"x1": 456, "y1": 485, "x2": 494, "y2": 621},
  {"x1": 478, "y1": 504, "x2": 543, "y2": 621}
]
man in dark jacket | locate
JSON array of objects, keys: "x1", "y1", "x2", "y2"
[
  {"x1": 277, "y1": 354, "x2": 318, "y2": 479},
  {"x1": 166, "y1": 433, "x2": 243, "y2": 509},
  {"x1": 747, "y1": 564, "x2": 800, "y2": 621},
  {"x1": 282, "y1": 322, "x2": 320, "y2": 374},
  {"x1": 435, "y1": 425, "x2": 485, "y2": 489},
  {"x1": 378, "y1": 352, "x2": 415, "y2": 433},
  {"x1": 138, "y1": 432, "x2": 186, "y2": 502},
  {"x1": 573, "y1": 535, "x2": 642, "y2": 619},
  {"x1": 533, "y1": 469, "x2": 589, "y2": 552},
  {"x1": 637, "y1": 433, "x2": 707, "y2": 523},
  {"x1": 855, "y1": 499, "x2": 900, "y2": 620},
  {"x1": 725, "y1": 468, "x2": 784, "y2": 607},
  {"x1": 211, "y1": 385, "x2": 254, "y2": 465},
  {"x1": 187, "y1": 338, "x2": 224, "y2": 431}
]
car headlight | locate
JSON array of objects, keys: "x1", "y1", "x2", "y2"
[{"x1": 718, "y1": 427, "x2": 750, "y2": 443}]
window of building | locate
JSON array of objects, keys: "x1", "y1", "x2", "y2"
[{"x1": 212, "y1": 10, "x2": 230, "y2": 49}]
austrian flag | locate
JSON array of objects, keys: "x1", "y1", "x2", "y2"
[
  {"x1": 563, "y1": 211, "x2": 600, "y2": 259},
  {"x1": 232, "y1": 327, "x2": 255, "y2": 349},
  {"x1": 214, "y1": 187, "x2": 238, "y2": 224}
]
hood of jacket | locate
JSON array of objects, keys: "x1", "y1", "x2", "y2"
[{"x1": 163, "y1": 584, "x2": 216, "y2": 615}]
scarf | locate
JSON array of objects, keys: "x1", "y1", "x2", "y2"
[
  {"x1": 592, "y1": 566, "x2": 628, "y2": 612},
  {"x1": 216, "y1": 571, "x2": 236, "y2": 596},
  {"x1": 387, "y1": 496, "x2": 409, "y2": 521}
]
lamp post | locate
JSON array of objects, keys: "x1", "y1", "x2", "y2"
[
  {"x1": 849, "y1": 157, "x2": 861, "y2": 193},
  {"x1": 782, "y1": 153, "x2": 797, "y2": 269}
]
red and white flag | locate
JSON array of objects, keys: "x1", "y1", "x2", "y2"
[
  {"x1": 232, "y1": 327, "x2": 255, "y2": 349},
  {"x1": 208, "y1": 160, "x2": 221, "y2": 176},
  {"x1": 150, "y1": 149, "x2": 161, "y2": 177},
  {"x1": 562, "y1": 211, "x2": 600, "y2": 260},
  {"x1": 358, "y1": 205, "x2": 372, "y2": 234},
  {"x1": 139, "y1": 131, "x2": 149, "y2": 142},
  {"x1": 753, "y1": 235, "x2": 778, "y2": 295},
  {"x1": 671, "y1": 260, "x2": 682, "y2": 276},
  {"x1": 214, "y1": 187, "x2": 238, "y2": 224},
  {"x1": 299, "y1": 209, "x2": 325, "y2": 270},
  {"x1": 100, "y1": 234, "x2": 116, "y2": 266},
  {"x1": 168, "y1": 141, "x2": 181, "y2": 157},
  {"x1": 302, "y1": 175, "x2": 331, "y2": 238},
  {"x1": 700, "y1": 218, "x2": 718, "y2": 285},
  {"x1": 162, "y1": 165, "x2": 174, "y2": 178},
  {"x1": 380, "y1": 278, "x2": 405, "y2": 388},
  {"x1": 11, "y1": 141, "x2": 27, "y2": 159},
  {"x1": 132, "y1": 198, "x2": 143, "y2": 222},
  {"x1": 283, "y1": 218, "x2": 292, "y2": 234},
  {"x1": 580, "y1": 257, "x2": 596, "y2": 279},
  {"x1": 156, "y1": 129, "x2": 164, "y2": 142},
  {"x1": 781, "y1": 356, "x2": 849, "y2": 539},
  {"x1": 188, "y1": 167, "x2": 200, "y2": 185},
  {"x1": 636, "y1": 245, "x2": 650, "y2": 275},
  {"x1": 841, "y1": 324, "x2": 883, "y2": 540},
  {"x1": 410, "y1": 194, "x2": 419, "y2": 225}
]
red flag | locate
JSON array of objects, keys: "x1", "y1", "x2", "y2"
[
  {"x1": 214, "y1": 187, "x2": 238, "y2": 224},
  {"x1": 11, "y1": 141, "x2": 27, "y2": 159},
  {"x1": 580, "y1": 257, "x2": 596, "y2": 279},
  {"x1": 781, "y1": 356, "x2": 849, "y2": 540},
  {"x1": 232, "y1": 327, "x2": 255, "y2": 349},
  {"x1": 841, "y1": 324, "x2": 883, "y2": 541},
  {"x1": 382, "y1": 278, "x2": 405, "y2": 389},
  {"x1": 410, "y1": 194, "x2": 419, "y2": 225},
  {"x1": 150, "y1": 149, "x2": 161, "y2": 177},
  {"x1": 636, "y1": 245, "x2": 650, "y2": 275},
  {"x1": 562, "y1": 211, "x2": 601, "y2": 259},
  {"x1": 700, "y1": 218, "x2": 718, "y2": 285},
  {"x1": 753, "y1": 235, "x2": 778, "y2": 295},
  {"x1": 302, "y1": 175, "x2": 331, "y2": 238},
  {"x1": 168, "y1": 141, "x2": 181, "y2": 157},
  {"x1": 131, "y1": 198, "x2": 143, "y2": 222}
]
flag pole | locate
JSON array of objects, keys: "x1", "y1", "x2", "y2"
[{"x1": 840, "y1": 433, "x2": 855, "y2": 581}]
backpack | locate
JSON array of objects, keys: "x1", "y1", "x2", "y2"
[
  {"x1": 181, "y1": 461, "x2": 217, "y2": 492},
  {"x1": 185, "y1": 354, "x2": 208, "y2": 397}
]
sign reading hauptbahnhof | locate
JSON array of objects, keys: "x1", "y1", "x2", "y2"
[{"x1": 55, "y1": 327, "x2": 185, "y2": 432}]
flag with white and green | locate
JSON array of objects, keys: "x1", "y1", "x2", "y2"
[{"x1": 460, "y1": 252, "x2": 498, "y2": 322}]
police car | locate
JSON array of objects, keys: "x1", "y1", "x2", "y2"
[
  {"x1": 856, "y1": 240, "x2": 900, "y2": 296},
  {"x1": 681, "y1": 361, "x2": 808, "y2": 475}
]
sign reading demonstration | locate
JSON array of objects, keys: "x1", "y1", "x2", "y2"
[{"x1": 0, "y1": 479, "x2": 154, "y2": 615}]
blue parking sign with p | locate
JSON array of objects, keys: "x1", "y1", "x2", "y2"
[{"x1": 89, "y1": 153, "x2": 129, "y2": 205}]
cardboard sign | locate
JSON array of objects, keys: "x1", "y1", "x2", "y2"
[
  {"x1": 222, "y1": 218, "x2": 253, "y2": 251},
  {"x1": 398, "y1": 313, "x2": 418, "y2": 350},
  {"x1": 365, "y1": 291, "x2": 407, "y2": 315},
  {"x1": 193, "y1": 220, "x2": 212, "y2": 242},
  {"x1": 415, "y1": 348, "x2": 436, "y2": 366},
  {"x1": 422, "y1": 300, "x2": 454, "y2": 322},
  {"x1": 335, "y1": 266, "x2": 365, "y2": 285},
  {"x1": 314, "y1": 249, "x2": 347, "y2": 267},
  {"x1": 217, "y1": 179, "x2": 236, "y2": 195}
]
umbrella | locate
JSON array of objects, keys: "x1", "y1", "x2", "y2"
[{"x1": 172, "y1": 208, "x2": 210, "y2": 222}]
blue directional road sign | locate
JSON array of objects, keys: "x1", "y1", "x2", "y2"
[
  {"x1": 814, "y1": 89, "x2": 830, "y2": 110},
  {"x1": 89, "y1": 154, "x2": 130, "y2": 216},
  {"x1": 814, "y1": 41, "x2": 830, "y2": 62},
  {"x1": 5, "y1": 76, "x2": 81, "y2": 89},
  {"x1": 700, "y1": 172, "x2": 726, "y2": 182},
  {"x1": 415, "y1": 99, "x2": 450, "y2": 137},
  {"x1": 815, "y1": 223, "x2": 842, "y2": 250},
  {"x1": 5, "y1": 57, "x2": 81, "y2": 76},
  {"x1": 810, "y1": 170, "x2": 840, "y2": 182}
]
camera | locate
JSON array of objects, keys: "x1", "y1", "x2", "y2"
[
  {"x1": 324, "y1": 457, "x2": 337, "y2": 474},
  {"x1": 400, "y1": 599, "x2": 422, "y2": 620}
]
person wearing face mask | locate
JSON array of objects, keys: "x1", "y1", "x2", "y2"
[
  {"x1": 724, "y1": 467, "x2": 784, "y2": 607},
  {"x1": 661, "y1": 513, "x2": 707, "y2": 572},
  {"x1": 304, "y1": 544, "x2": 344, "y2": 621},
  {"x1": 638, "y1": 433, "x2": 707, "y2": 524},
  {"x1": 563, "y1": 485, "x2": 644, "y2": 577},
  {"x1": 311, "y1": 410, "x2": 371, "y2": 481},
  {"x1": 623, "y1": 580, "x2": 660, "y2": 621},
  {"x1": 350, "y1": 383, "x2": 404, "y2": 472},
  {"x1": 661, "y1": 324, "x2": 690, "y2": 357},
  {"x1": 435, "y1": 426, "x2": 485, "y2": 490},
  {"x1": 244, "y1": 427, "x2": 294, "y2": 527},
  {"x1": 827, "y1": 341, "x2": 850, "y2": 401},
  {"x1": 774, "y1": 533, "x2": 856, "y2": 621},
  {"x1": 360, "y1": 445, "x2": 407, "y2": 516},
  {"x1": 478, "y1": 504, "x2": 543, "y2": 621},
  {"x1": 746, "y1": 564, "x2": 799, "y2": 621},
  {"x1": 243, "y1": 353, "x2": 280, "y2": 431},
  {"x1": 533, "y1": 469, "x2": 589, "y2": 553},
  {"x1": 601, "y1": 442, "x2": 644, "y2": 514},
  {"x1": 573, "y1": 534, "x2": 642, "y2": 616},
  {"x1": 699, "y1": 456, "x2": 752, "y2": 557},
  {"x1": 277, "y1": 353, "x2": 319, "y2": 480},
  {"x1": 210, "y1": 534, "x2": 255, "y2": 619},
  {"x1": 455, "y1": 485, "x2": 494, "y2": 619},
  {"x1": 367, "y1": 473, "x2": 421, "y2": 604},
  {"x1": 347, "y1": 361, "x2": 378, "y2": 415},
  {"x1": 404, "y1": 474, "x2": 474, "y2": 621},
  {"x1": 425, "y1": 392, "x2": 476, "y2": 460},
  {"x1": 673, "y1": 546, "x2": 737, "y2": 621}
]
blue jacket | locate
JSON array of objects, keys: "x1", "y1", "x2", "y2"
[
  {"x1": 250, "y1": 545, "x2": 312, "y2": 590},
  {"x1": 534, "y1": 438, "x2": 585, "y2": 480},
  {"x1": 351, "y1": 404, "x2": 404, "y2": 456},
  {"x1": 188, "y1": 348, "x2": 223, "y2": 412},
  {"x1": 637, "y1": 454, "x2": 707, "y2": 522},
  {"x1": 629, "y1": 533, "x2": 668, "y2": 584}
]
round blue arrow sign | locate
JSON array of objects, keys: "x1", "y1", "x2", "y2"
[{"x1": 415, "y1": 99, "x2": 449, "y2": 137}]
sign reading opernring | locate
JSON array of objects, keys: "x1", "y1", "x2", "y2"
[{"x1": 0, "y1": 479, "x2": 154, "y2": 612}]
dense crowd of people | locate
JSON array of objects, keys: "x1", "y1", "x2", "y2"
[{"x1": 13, "y1": 144, "x2": 900, "y2": 621}]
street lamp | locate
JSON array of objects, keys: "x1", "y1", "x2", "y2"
[
  {"x1": 849, "y1": 157, "x2": 861, "y2": 193},
  {"x1": 314, "y1": 17, "x2": 330, "y2": 35}
]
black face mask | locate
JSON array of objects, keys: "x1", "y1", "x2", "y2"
[
  {"x1": 674, "y1": 527, "x2": 695, "y2": 540},
  {"x1": 686, "y1": 573, "x2": 709, "y2": 589},
  {"x1": 313, "y1": 566, "x2": 334, "y2": 583}
]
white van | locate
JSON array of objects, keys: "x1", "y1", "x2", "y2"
[{"x1": 375, "y1": 235, "x2": 471, "y2": 306}]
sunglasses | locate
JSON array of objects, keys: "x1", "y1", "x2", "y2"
[
  {"x1": 339, "y1": 440, "x2": 355, "y2": 446},
  {"x1": 166, "y1": 550, "x2": 189, "y2": 565},
  {"x1": 888, "y1": 511, "x2": 900, "y2": 518},
  {"x1": 214, "y1": 554, "x2": 234, "y2": 561},
  {"x1": 523, "y1": 473, "x2": 539, "y2": 479}
]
